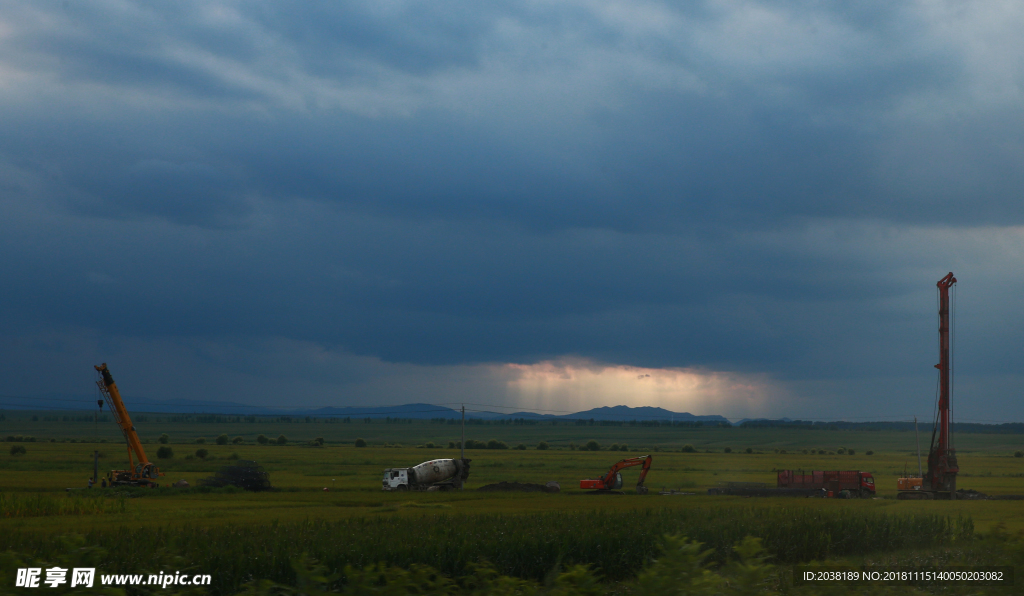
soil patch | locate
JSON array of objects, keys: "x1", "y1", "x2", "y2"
[{"x1": 477, "y1": 481, "x2": 557, "y2": 493}]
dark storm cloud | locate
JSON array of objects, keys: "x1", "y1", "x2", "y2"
[
  {"x1": 1, "y1": 1, "x2": 1022, "y2": 417},
  {"x1": 3, "y1": 1, "x2": 1020, "y2": 229}
]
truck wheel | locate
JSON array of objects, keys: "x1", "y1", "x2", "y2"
[{"x1": 397, "y1": 485, "x2": 408, "y2": 492}]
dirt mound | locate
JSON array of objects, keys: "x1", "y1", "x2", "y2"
[
  {"x1": 954, "y1": 489, "x2": 1024, "y2": 500},
  {"x1": 477, "y1": 481, "x2": 558, "y2": 493},
  {"x1": 201, "y1": 460, "x2": 272, "y2": 491}
]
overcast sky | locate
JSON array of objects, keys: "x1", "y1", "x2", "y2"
[{"x1": 1, "y1": 1, "x2": 1022, "y2": 421}]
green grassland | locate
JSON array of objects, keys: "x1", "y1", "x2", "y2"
[
  {"x1": 7, "y1": 411, "x2": 1024, "y2": 454},
  {"x1": 2, "y1": 414, "x2": 1024, "y2": 593},
  {"x1": 2, "y1": 423, "x2": 1023, "y2": 531}
]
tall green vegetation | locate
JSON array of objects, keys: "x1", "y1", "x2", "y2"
[
  {"x1": 1, "y1": 493, "x2": 126, "y2": 518},
  {"x1": 0, "y1": 507, "x2": 972, "y2": 594}
]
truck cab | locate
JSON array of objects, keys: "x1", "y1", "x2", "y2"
[
  {"x1": 382, "y1": 468, "x2": 410, "y2": 491},
  {"x1": 860, "y1": 472, "x2": 876, "y2": 495}
]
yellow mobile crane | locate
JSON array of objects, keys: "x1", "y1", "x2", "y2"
[{"x1": 95, "y1": 364, "x2": 162, "y2": 487}]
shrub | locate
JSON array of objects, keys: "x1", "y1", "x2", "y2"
[
  {"x1": 276, "y1": 435, "x2": 288, "y2": 445},
  {"x1": 232, "y1": 436, "x2": 244, "y2": 444},
  {"x1": 9, "y1": 445, "x2": 26, "y2": 456},
  {"x1": 724, "y1": 447, "x2": 732, "y2": 453},
  {"x1": 780, "y1": 449, "x2": 787, "y2": 454},
  {"x1": 195, "y1": 448, "x2": 209, "y2": 459},
  {"x1": 818, "y1": 449, "x2": 826, "y2": 455},
  {"x1": 487, "y1": 439, "x2": 508, "y2": 450},
  {"x1": 610, "y1": 443, "x2": 620, "y2": 451},
  {"x1": 585, "y1": 440, "x2": 601, "y2": 452},
  {"x1": 1014, "y1": 451, "x2": 1023, "y2": 458},
  {"x1": 681, "y1": 444, "x2": 696, "y2": 453},
  {"x1": 216, "y1": 434, "x2": 229, "y2": 445},
  {"x1": 354, "y1": 438, "x2": 367, "y2": 448},
  {"x1": 847, "y1": 449, "x2": 855, "y2": 455},
  {"x1": 425, "y1": 442, "x2": 435, "y2": 449},
  {"x1": 256, "y1": 434, "x2": 269, "y2": 445},
  {"x1": 158, "y1": 434, "x2": 169, "y2": 444},
  {"x1": 837, "y1": 448, "x2": 846, "y2": 455},
  {"x1": 516, "y1": 444, "x2": 526, "y2": 450},
  {"x1": 537, "y1": 441, "x2": 549, "y2": 451},
  {"x1": 196, "y1": 437, "x2": 206, "y2": 444},
  {"x1": 228, "y1": 452, "x2": 239, "y2": 460},
  {"x1": 866, "y1": 450, "x2": 874, "y2": 455},
  {"x1": 745, "y1": 447, "x2": 753, "y2": 454},
  {"x1": 619, "y1": 444, "x2": 628, "y2": 451},
  {"x1": 156, "y1": 446, "x2": 174, "y2": 459}
]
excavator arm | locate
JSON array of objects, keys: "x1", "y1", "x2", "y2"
[
  {"x1": 580, "y1": 455, "x2": 653, "y2": 494},
  {"x1": 95, "y1": 364, "x2": 161, "y2": 485}
]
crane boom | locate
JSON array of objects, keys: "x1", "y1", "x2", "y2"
[{"x1": 95, "y1": 363, "x2": 161, "y2": 486}]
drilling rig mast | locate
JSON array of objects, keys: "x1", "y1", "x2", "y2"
[{"x1": 898, "y1": 272, "x2": 958, "y2": 500}]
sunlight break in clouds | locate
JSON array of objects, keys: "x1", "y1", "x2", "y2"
[{"x1": 498, "y1": 359, "x2": 785, "y2": 419}]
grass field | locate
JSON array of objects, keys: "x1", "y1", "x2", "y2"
[{"x1": 1, "y1": 414, "x2": 1023, "y2": 594}]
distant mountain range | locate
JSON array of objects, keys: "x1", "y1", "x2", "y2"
[
  {"x1": 121, "y1": 398, "x2": 730, "y2": 422},
  {"x1": 9, "y1": 396, "x2": 730, "y2": 423}
]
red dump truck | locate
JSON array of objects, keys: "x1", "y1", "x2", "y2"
[{"x1": 777, "y1": 470, "x2": 875, "y2": 498}]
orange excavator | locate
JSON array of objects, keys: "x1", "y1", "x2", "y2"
[
  {"x1": 95, "y1": 364, "x2": 163, "y2": 487},
  {"x1": 580, "y1": 455, "x2": 653, "y2": 494}
]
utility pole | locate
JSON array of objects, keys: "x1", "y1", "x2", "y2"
[
  {"x1": 93, "y1": 450, "x2": 99, "y2": 485},
  {"x1": 460, "y1": 405, "x2": 465, "y2": 461}
]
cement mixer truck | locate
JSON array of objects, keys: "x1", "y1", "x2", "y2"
[{"x1": 382, "y1": 458, "x2": 471, "y2": 491}]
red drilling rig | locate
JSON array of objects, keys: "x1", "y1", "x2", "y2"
[{"x1": 898, "y1": 272, "x2": 958, "y2": 500}]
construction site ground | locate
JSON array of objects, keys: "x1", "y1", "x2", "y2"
[{"x1": 2, "y1": 432, "x2": 1024, "y2": 535}]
